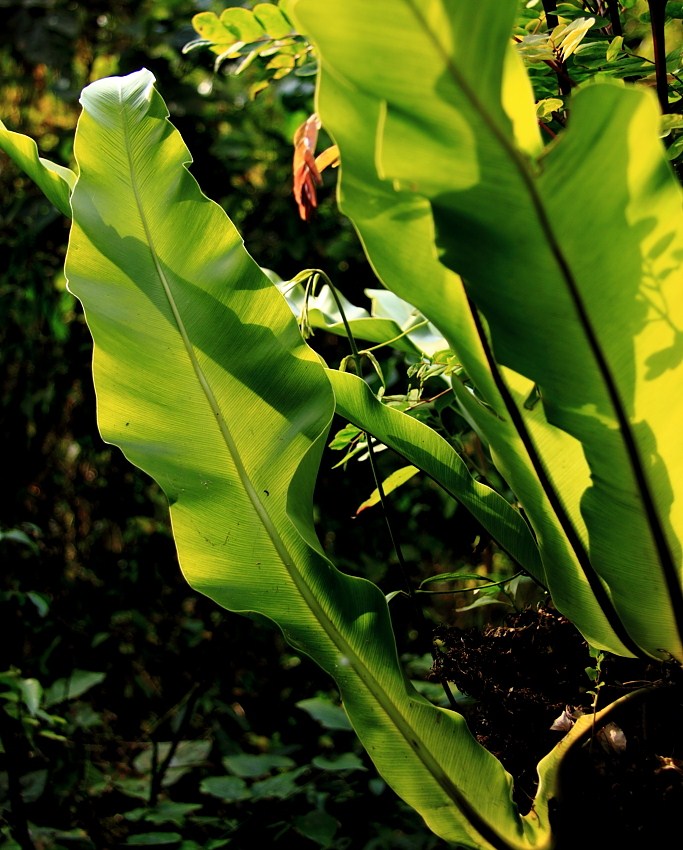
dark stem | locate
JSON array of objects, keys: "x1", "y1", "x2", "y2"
[
  {"x1": 542, "y1": 0, "x2": 559, "y2": 29},
  {"x1": 542, "y1": 0, "x2": 573, "y2": 96},
  {"x1": 149, "y1": 684, "x2": 201, "y2": 806},
  {"x1": 648, "y1": 0, "x2": 670, "y2": 113},
  {"x1": 605, "y1": 0, "x2": 623, "y2": 35},
  {"x1": 0, "y1": 710, "x2": 36, "y2": 850}
]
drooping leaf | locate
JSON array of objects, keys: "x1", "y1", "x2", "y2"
[
  {"x1": 278, "y1": 279, "x2": 445, "y2": 356},
  {"x1": 355, "y1": 464, "x2": 420, "y2": 515},
  {"x1": 0, "y1": 120, "x2": 75, "y2": 217},
  {"x1": 551, "y1": 16, "x2": 596, "y2": 60},
  {"x1": 64, "y1": 69, "x2": 535, "y2": 850},
  {"x1": 18, "y1": 678, "x2": 42, "y2": 716}
]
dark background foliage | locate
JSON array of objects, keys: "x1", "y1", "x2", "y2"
[
  {"x1": 2, "y1": 1, "x2": 682, "y2": 848},
  {"x1": 0, "y1": 2, "x2": 467, "y2": 847}
]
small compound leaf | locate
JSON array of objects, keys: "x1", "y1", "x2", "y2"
[
  {"x1": 219, "y1": 7, "x2": 266, "y2": 42},
  {"x1": 312, "y1": 752, "x2": 366, "y2": 772},
  {"x1": 254, "y1": 3, "x2": 294, "y2": 38}
]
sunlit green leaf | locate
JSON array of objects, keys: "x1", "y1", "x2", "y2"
[
  {"x1": 355, "y1": 465, "x2": 419, "y2": 514},
  {"x1": 606, "y1": 35, "x2": 624, "y2": 62},
  {"x1": 0, "y1": 120, "x2": 75, "y2": 217},
  {"x1": 219, "y1": 7, "x2": 265, "y2": 42},
  {"x1": 66, "y1": 68, "x2": 530, "y2": 850},
  {"x1": 295, "y1": 0, "x2": 683, "y2": 667},
  {"x1": 254, "y1": 3, "x2": 293, "y2": 38}
]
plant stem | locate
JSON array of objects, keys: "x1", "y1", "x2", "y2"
[
  {"x1": 541, "y1": 0, "x2": 559, "y2": 29},
  {"x1": 647, "y1": 0, "x2": 670, "y2": 113},
  {"x1": 605, "y1": 0, "x2": 623, "y2": 35},
  {"x1": 297, "y1": 270, "x2": 460, "y2": 711},
  {"x1": 0, "y1": 710, "x2": 36, "y2": 850},
  {"x1": 149, "y1": 684, "x2": 201, "y2": 806}
]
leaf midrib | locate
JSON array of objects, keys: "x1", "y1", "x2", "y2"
[{"x1": 403, "y1": 0, "x2": 682, "y2": 654}]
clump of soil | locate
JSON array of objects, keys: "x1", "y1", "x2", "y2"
[{"x1": 430, "y1": 606, "x2": 683, "y2": 847}]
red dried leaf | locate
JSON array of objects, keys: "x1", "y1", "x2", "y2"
[
  {"x1": 292, "y1": 115, "x2": 339, "y2": 222},
  {"x1": 293, "y1": 113, "x2": 322, "y2": 222}
]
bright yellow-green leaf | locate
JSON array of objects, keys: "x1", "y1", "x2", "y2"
[
  {"x1": 64, "y1": 68, "x2": 538, "y2": 850},
  {"x1": 191, "y1": 11, "x2": 239, "y2": 55},
  {"x1": 219, "y1": 7, "x2": 266, "y2": 42},
  {"x1": 254, "y1": 3, "x2": 293, "y2": 38},
  {"x1": 356, "y1": 465, "x2": 419, "y2": 514},
  {"x1": 606, "y1": 34, "x2": 624, "y2": 62}
]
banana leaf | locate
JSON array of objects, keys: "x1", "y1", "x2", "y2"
[
  {"x1": 290, "y1": 0, "x2": 683, "y2": 664},
  {"x1": 61, "y1": 68, "x2": 549, "y2": 850}
]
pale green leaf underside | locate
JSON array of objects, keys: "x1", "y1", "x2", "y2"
[
  {"x1": 64, "y1": 69, "x2": 546, "y2": 850},
  {"x1": 278, "y1": 279, "x2": 446, "y2": 356}
]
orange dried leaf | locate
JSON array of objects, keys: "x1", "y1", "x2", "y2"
[{"x1": 293, "y1": 113, "x2": 322, "y2": 222}]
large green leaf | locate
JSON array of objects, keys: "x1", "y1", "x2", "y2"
[
  {"x1": 64, "y1": 69, "x2": 547, "y2": 850},
  {"x1": 0, "y1": 120, "x2": 75, "y2": 217},
  {"x1": 287, "y1": 0, "x2": 628, "y2": 656},
  {"x1": 291, "y1": 0, "x2": 683, "y2": 663}
]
